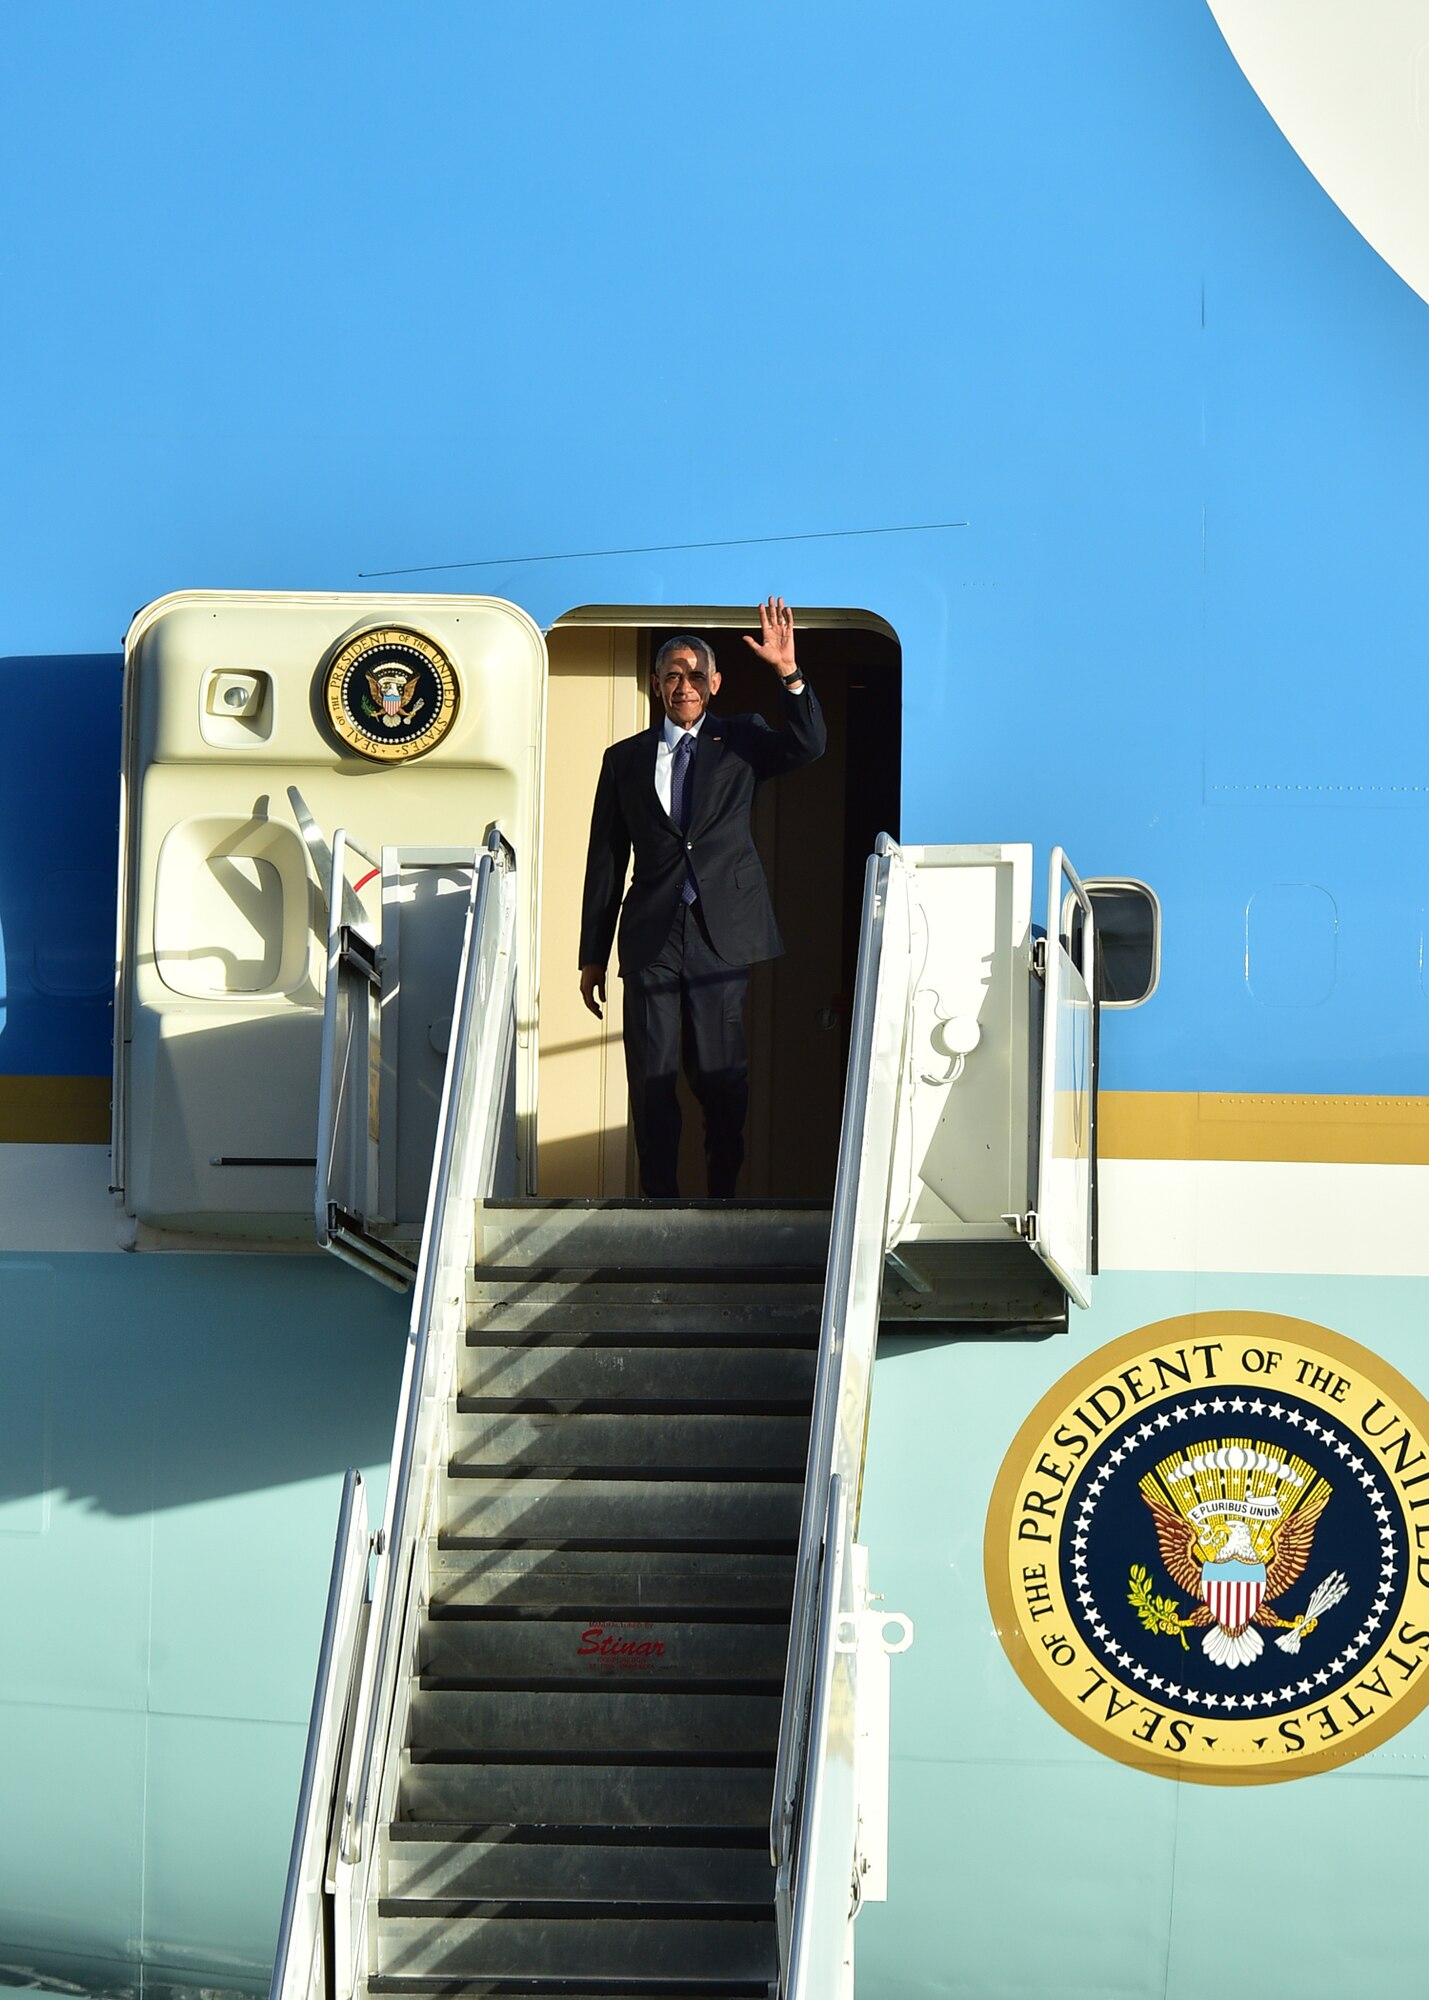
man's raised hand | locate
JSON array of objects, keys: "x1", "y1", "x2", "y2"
[{"x1": 742, "y1": 595, "x2": 797, "y2": 677}]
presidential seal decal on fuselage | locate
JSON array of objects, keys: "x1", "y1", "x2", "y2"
[
  {"x1": 322, "y1": 626, "x2": 459, "y2": 761},
  {"x1": 984, "y1": 1313, "x2": 1429, "y2": 1783}
]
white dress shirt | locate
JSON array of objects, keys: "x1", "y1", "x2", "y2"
[{"x1": 654, "y1": 712, "x2": 706, "y2": 817}]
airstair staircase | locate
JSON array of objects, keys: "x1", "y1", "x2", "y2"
[
  {"x1": 372, "y1": 1201, "x2": 827, "y2": 1996},
  {"x1": 273, "y1": 832, "x2": 1101, "y2": 2000}
]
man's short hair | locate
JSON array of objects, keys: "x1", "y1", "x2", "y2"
[{"x1": 654, "y1": 634, "x2": 717, "y2": 681}]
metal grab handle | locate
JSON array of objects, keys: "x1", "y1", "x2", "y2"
[{"x1": 1053, "y1": 847, "x2": 1096, "y2": 992}]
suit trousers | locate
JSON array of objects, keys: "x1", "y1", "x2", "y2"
[{"x1": 623, "y1": 901, "x2": 749, "y2": 1198}]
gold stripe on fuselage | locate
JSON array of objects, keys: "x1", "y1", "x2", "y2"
[
  {"x1": 1099, "y1": 1091, "x2": 1429, "y2": 1165},
  {"x1": 6, "y1": 1078, "x2": 1427, "y2": 1165},
  {"x1": 0, "y1": 1076, "x2": 110, "y2": 1144}
]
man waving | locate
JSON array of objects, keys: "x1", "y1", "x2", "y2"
[{"x1": 579, "y1": 597, "x2": 826, "y2": 1197}]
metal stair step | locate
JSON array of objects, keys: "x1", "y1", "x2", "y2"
[
  {"x1": 372, "y1": 1911, "x2": 775, "y2": 1983},
  {"x1": 448, "y1": 1412, "x2": 810, "y2": 1474},
  {"x1": 427, "y1": 1548, "x2": 796, "y2": 1614},
  {"x1": 465, "y1": 1288, "x2": 822, "y2": 1336},
  {"x1": 366, "y1": 1983, "x2": 771, "y2": 1998},
  {"x1": 363, "y1": 1218, "x2": 818, "y2": 2000},
  {"x1": 408, "y1": 1689, "x2": 781, "y2": 1757},
  {"x1": 419, "y1": 1619, "x2": 788, "y2": 1684},
  {"x1": 398, "y1": 1756, "x2": 773, "y2": 1828},
  {"x1": 475, "y1": 1199, "x2": 830, "y2": 1274},
  {"x1": 381, "y1": 1831, "x2": 774, "y2": 1904},
  {"x1": 439, "y1": 1476, "x2": 802, "y2": 1549},
  {"x1": 458, "y1": 1344, "x2": 817, "y2": 1403}
]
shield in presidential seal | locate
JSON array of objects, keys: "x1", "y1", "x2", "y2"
[{"x1": 1201, "y1": 1559, "x2": 1267, "y2": 1632}]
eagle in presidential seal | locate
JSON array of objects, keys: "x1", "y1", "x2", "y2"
[
  {"x1": 365, "y1": 661, "x2": 424, "y2": 730},
  {"x1": 1134, "y1": 1440, "x2": 1349, "y2": 1669},
  {"x1": 984, "y1": 1312, "x2": 1429, "y2": 1784}
]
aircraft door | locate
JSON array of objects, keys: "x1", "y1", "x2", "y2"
[{"x1": 113, "y1": 591, "x2": 546, "y2": 1249}]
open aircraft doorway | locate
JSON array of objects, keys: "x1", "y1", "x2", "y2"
[{"x1": 537, "y1": 606, "x2": 902, "y2": 1200}]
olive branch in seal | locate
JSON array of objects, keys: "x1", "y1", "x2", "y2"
[{"x1": 1128, "y1": 1563, "x2": 1196, "y2": 1650}]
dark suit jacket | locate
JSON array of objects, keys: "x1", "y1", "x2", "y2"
[{"x1": 579, "y1": 682, "x2": 826, "y2": 975}]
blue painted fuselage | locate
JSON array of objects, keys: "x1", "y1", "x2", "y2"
[{"x1": 4, "y1": 4, "x2": 1428, "y2": 1993}]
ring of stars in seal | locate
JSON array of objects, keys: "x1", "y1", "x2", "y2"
[{"x1": 984, "y1": 1312, "x2": 1429, "y2": 1784}]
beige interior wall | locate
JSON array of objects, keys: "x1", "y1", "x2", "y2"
[{"x1": 536, "y1": 627, "x2": 646, "y2": 1195}]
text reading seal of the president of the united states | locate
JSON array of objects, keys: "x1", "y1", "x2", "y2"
[
  {"x1": 322, "y1": 625, "x2": 459, "y2": 762},
  {"x1": 985, "y1": 1313, "x2": 1429, "y2": 1783}
]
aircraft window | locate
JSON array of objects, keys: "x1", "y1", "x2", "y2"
[{"x1": 1072, "y1": 880, "x2": 1160, "y2": 1006}]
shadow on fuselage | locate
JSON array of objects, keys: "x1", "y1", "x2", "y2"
[
  {"x1": 1, "y1": 1244, "x2": 409, "y2": 1518},
  {"x1": 1, "y1": 654, "x2": 409, "y2": 1517}
]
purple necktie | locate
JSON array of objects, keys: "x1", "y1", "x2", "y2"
[{"x1": 670, "y1": 733, "x2": 698, "y2": 904}]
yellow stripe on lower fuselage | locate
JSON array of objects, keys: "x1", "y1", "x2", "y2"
[
  {"x1": 0, "y1": 1077, "x2": 111, "y2": 1144},
  {"x1": 6, "y1": 1078, "x2": 1426, "y2": 1167},
  {"x1": 1099, "y1": 1092, "x2": 1429, "y2": 1165}
]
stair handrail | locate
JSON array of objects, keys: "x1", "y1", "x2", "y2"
[
  {"x1": 345, "y1": 823, "x2": 516, "y2": 1848},
  {"x1": 271, "y1": 825, "x2": 517, "y2": 2000},
  {"x1": 771, "y1": 834, "x2": 913, "y2": 1999},
  {"x1": 270, "y1": 1469, "x2": 371, "y2": 2000}
]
